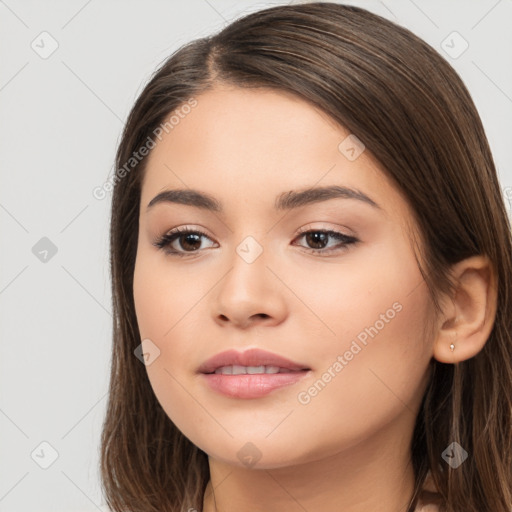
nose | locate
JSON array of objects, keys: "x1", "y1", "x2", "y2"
[{"x1": 212, "y1": 244, "x2": 287, "y2": 329}]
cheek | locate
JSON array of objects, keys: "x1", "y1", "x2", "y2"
[
  {"x1": 133, "y1": 252, "x2": 208, "y2": 442},
  {"x1": 132, "y1": 249, "x2": 199, "y2": 395},
  {"x1": 283, "y1": 232, "x2": 431, "y2": 364},
  {"x1": 133, "y1": 246, "x2": 201, "y2": 342},
  {"x1": 291, "y1": 291, "x2": 431, "y2": 461},
  {"x1": 289, "y1": 237, "x2": 433, "y2": 439},
  {"x1": 133, "y1": 258, "x2": 167, "y2": 341}
]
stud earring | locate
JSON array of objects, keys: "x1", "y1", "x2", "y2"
[{"x1": 450, "y1": 333, "x2": 456, "y2": 352}]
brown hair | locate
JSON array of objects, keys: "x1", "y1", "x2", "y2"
[{"x1": 100, "y1": 3, "x2": 512, "y2": 511}]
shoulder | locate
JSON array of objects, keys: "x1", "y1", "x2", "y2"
[
  {"x1": 415, "y1": 505, "x2": 440, "y2": 512},
  {"x1": 414, "y1": 471, "x2": 444, "y2": 512}
]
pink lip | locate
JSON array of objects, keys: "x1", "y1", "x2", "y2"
[
  {"x1": 197, "y1": 348, "x2": 311, "y2": 399},
  {"x1": 197, "y1": 348, "x2": 310, "y2": 374}
]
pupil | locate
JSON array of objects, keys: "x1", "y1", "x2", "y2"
[
  {"x1": 182, "y1": 233, "x2": 201, "y2": 251},
  {"x1": 307, "y1": 232, "x2": 327, "y2": 249}
]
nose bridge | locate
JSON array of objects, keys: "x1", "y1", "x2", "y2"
[
  {"x1": 213, "y1": 232, "x2": 285, "y2": 327},
  {"x1": 223, "y1": 234, "x2": 269, "y2": 302}
]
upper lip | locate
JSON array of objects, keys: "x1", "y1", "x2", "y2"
[{"x1": 198, "y1": 348, "x2": 310, "y2": 374}]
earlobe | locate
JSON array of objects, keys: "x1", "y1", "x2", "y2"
[{"x1": 432, "y1": 255, "x2": 497, "y2": 364}]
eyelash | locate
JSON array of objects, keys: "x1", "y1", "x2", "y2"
[{"x1": 152, "y1": 226, "x2": 358, "y2": 257}]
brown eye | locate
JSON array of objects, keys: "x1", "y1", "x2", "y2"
[
  {"x1": 153, "y1": 227, "x2": 216, "y2": 256},
  {"x1": 294, "y1": 230, "x2": 358, "y2": 254}
]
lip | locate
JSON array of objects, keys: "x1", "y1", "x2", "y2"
[
  {"x1": 197, "y1": 348, "x2": 310, "y2": 374},
  {"x1": 197, "y1": 348, "x2": 311, "y2": 399}
]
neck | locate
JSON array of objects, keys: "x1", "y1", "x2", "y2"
[{"x1": 202, "y1": 409, "x2": 417, "y2": 512}]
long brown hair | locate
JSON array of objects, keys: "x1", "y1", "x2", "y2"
[{"x1": 100, "y1": 3, "x2": 512, "y2": 511}]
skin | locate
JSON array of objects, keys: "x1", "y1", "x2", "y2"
[{"x1": 132, "y1": 85, "x2": 497, "y2": 512}]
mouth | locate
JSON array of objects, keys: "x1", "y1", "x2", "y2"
[
  {"x1": 207, "y1": 365, "x2": 307, "y2": 375},
  {"x1": 198, "y1": 348, "x2": 311, "y2": 399},
  {"x1": 197, "y1": 347, "x2": 311, "y2": 375}
]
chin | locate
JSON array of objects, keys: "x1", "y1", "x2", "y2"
[{"x1": 193, "y1": 432, "x2": 320, "y2": 470}]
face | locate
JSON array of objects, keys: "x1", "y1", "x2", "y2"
[{"x1": 133, "y1": 85, "x2": 435, "y2": 468}]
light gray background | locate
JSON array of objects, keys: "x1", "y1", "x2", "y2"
[{"x1": 1, "y1": 0, "x2": 511, "y2": 510}]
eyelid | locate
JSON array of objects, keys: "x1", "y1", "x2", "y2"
[
  {"x1": 294, "y1": 222, "x2": 356, "y2": 238},
  {"x1": 153, "y1": 223, "x2": 359, "y2": 257},
  {"x1": 162, "y1": 224, "x2": 213, "y2": 239}
]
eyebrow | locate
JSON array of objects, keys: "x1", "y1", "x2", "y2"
[{"x1": 146, "y1": 185, "x2": 381, "y2": 213}]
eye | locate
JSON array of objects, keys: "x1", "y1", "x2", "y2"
[
  {"x1": 153, "y1": 226, "x2": 358, "y2": 257},
  {"x1": 292, "y1": 229, "x2": 358, "y2": 255},
  {"x1": 152, "y1": 227, "x2": 217, "y2": 256}
]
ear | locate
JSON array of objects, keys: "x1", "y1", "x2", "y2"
[{"x1": 433, "y1": 255, "x2": 498, "y2": 364}]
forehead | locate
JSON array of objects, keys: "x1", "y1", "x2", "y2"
[
  {"x1": 139, "y1": 85, "x2": 408, "y2": 221},
  {"x1": 145, "y1": 85, "x2": 347, "y2": 172}
]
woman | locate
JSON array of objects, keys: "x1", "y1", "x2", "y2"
[{"x1": 100, "y1": 3, "x2": 512, "y2": 511}]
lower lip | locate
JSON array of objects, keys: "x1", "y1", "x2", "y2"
[{"x1": 200, "y1": 371, "x2": 310, "y2": 399}]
